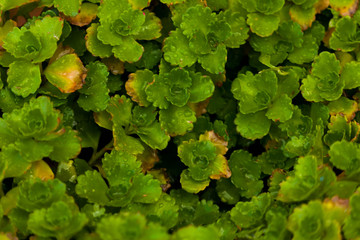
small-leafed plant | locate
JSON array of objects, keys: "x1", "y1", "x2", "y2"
[{"x1": 0, "y1": 0, "x2": 359, "y2": 239}]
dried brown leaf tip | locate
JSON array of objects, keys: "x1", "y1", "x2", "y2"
[
  {"x1": 44, "y1": 53, "x2": 87, "y2": 93},
  {"x1": 62, "y1": 2, "x2": 98, "y2": 27},
  {"x1": 330, "y1": 0, "x2": 359, "y2": 16}
]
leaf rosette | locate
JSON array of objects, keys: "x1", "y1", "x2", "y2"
[
  {"x1": 145, "y1": 68, "x2": 214, "y2": 109},
  {"x1": 17, "y1": 178, "x2": 66, "y2": 212},
  {"x1": 178, "y1": 131, "x2": 230, "y2": 193},
  {"x1": 300, "y1": 52, "x2": 344, "y2": 102},
  {"x1": 0, "y1": 97, "x2": 81, "y2": 178},
  {"x1": 3, "y1": 16, "x2": 63, "y2": 63},
  {"x1": 163, "y1": 5, "x2": 248, "y2": 73},
  {"x1": 95, "y1": 0, "x2": 162, "y2": 62},
  {"x1": 0, "y1": 96, "x2": 63, "y2": 143},
  {"x1": 28, "y1": 199, "x2": 88, "y2": 239}
]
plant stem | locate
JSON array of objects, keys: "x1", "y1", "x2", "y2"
[{"x1": 89, "y1": 139, "x2": 114, "y2": 166}]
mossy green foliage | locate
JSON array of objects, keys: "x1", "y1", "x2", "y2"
[{"x1": 0, "y1": 0, "x2": 360, "y2": 239}]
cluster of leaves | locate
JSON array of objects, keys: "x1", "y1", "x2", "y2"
[{"x1": 0, "y1": 0, "x2": 360, "y2": 239}]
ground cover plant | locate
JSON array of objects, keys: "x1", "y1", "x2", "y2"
[{"x1": 0, "y1": 0, "x2": 360, "y2": 239}]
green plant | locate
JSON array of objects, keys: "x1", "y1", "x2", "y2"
[{"x1": 0, "y1": 0, "x2": 359, "y2": 239}]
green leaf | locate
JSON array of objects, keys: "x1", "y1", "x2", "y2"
[
  {"x1": 329, "y1": 140, "x2": 360, "y2": 175},
  {"x1": 78, "y1": 61, "x2": 110, "y2": 112},
  {"x1": 72, "y1": 107, "x2": 101, "y2": 150},
  {"x1": 7, "y1": 60, "x2": 41, "y2": 98},
  {"x1": 0, "y1": 96, "x2": 62, "y2": 141},
  {"x1": 310, "y1": 102, "x2": 330, "y2": 127},
  {"x1": 145, "y1": 75, "x2": 170, "y2": 109},
  {"x1": 164, "y1": 69, "x2": 192, "y2": 106},
  {"x1": 341, "y1": 61, "x2": 360, "y2": 89},
  {"x1": 193, "y1": 200, "x2": 220, "y2": 225},
  {"x1": 126, "y1": 70, "x2": 153, "y2": 107},
  {"x1": 327, "y1": 180, "x2": 359, "y2": 198},
  {"x1": 277, "y1": 67, "x2": 304, "y2": 98},
  {"x1": 133, "y1": 11, "x2": 162, "y2": 40},
  {"x1": 17, "y1": 178, "x2": 66, "y2": 212},
  {"x1": 1, "y1": 145, "x2": 30, "y2": 178},
  {"x1": 159, "y1": 105, "x2": 197, "y2": 136},
  {"x1": 288, "y1": 200, "x2": 342, "y2": 240},
  {"x1": 247, "y1": 13, "x2": 280, "y2": 37},
  {"x1": 146, "y1": 68, "x2": 193, "y2": 108},
  {"x1": 221, "y1": 11, "x2": 249, "y2": 48},
  {"x1": 112, "y1": 37, "x2": 144, "y2": 63},
  {"x1": 125, "y1": 41, "x2": 162, "y2": 71},
  {"x1": 180, "y1": 5, "x2": 215, "y2": 38},
  {"x1": 75, "y1": 170, "x2": 110, "y2": 204},
  {"x1": 28, "y1": 200, "x2": 88, "y2": 239},
  {"x1": 48, "y1": 127, "x2": 81, "y2": 162},
  {"x1": 64, "y1": 2, "x2": 98, "y2": 27},
  {"x1": 329, "y1": 16, "x2": 360, "y2": 52},
  {"x1": 278, "y1": 20, "x2": 304, "y2": 47},
  {"x1": 279, "y1": 107, "x2": 313, "y2": 137},
  {"x1": 125, "y1": 193, "x2": 179, "y2": 229},
  {"x1": 198, "y1": 44, "x2": 227, "y2": 74},
  {"x1": 249, "y1": 33, "x2": 279, "y2": 55},
  {"x1": 180, "y1": 169, "x2": 210, "y2": 194},
  {"x1": 188, "y1": 73, "x2": 214, "y2": 103},
  {"x1": 216, "y1": 179, "x2": 241, "y2": 205},
  {"x1": 300, "y1": 52, "x2": 344, "y2": 102},
  {"x1": 0, "y1": 0, "x2": 38, "y2": 11},
  {"x1": 265, "y1": 94, "x2": 294, "y2": 122},
  {"x1": 228, "y1": 150, "x2": 263, "y2": 198},
  {"x1": 102, "y1": 150, "x2": 141, "y2": 187},
  {"x1": 128, "y1": 0, "x2": 150, "y2": 9},
  {"x1": 97, "y1": 3, "x2": 144, "y2": 45},
  {"x1": 178, "y1": 131, "x2": 231, "y2": 190},
  {"x1": 54, "y1": 0, "x2": 82, "y2": 16},
  {"x1": 234, "y1": 110, "x2": 271, "y2": 140},
  {"x1": 327, "y1": 97, "x2": 358, "y2": 121},
  {"x1": 230, "y1": 193, "x2": 272, "y2": 229},
  {"x1": 207, "y1": 0, "x2": 228, "y2": 10},
  {"x1": 172, "y1": 225, "x2": 219, "y2": 240},
  {"x1": 312, "y1": 52, "x2": 340, "y2": 79},
  {"x1": 231, "y1": 71, "x2": 278, "y2": 114},
  {"x1": 256, "y1": 0, "x2": 285, "y2": 14},
  {"x1": 258, "y1": 148, "x2": 292, "y2": 175},
  {"x1": 131, "y1": 174, "x2": 162, "y2": 203},
  {"x1": 106, "y1": 95, "x2": 133, "y2": 127},
  {"x1": 262, "y1": 207, "x2": 291, "y2": 240},
  {"x1": 14, "y1": 139, "x2": 53, "y2": 162},
  {"x1": 287, "y1": 33, "x2": 319, "y2": 64},
  {"x1": 113, "y1": 126, "x2": 145, "y2": 155},
  {"x1": 28, "y1": 16, "x2": 64, "y2": 63},
  {"x1": 8, "y1": 207, "x2": 30, "y2": 236},
  {"x1": 96, "y1": 212, "x2": 169, "y2": 240},
  {"x1": 114, "y1": 9, "x2": 146, "y2": 36},
  {"x1": 289, "y1": 5, "x2": 316, "y2": 30},
  {"x1": 277, "y1": 155, "x2": 336, "y2": 202},
  {"x1": 323, "y1": 115, "x2": 352, "y2": 146},
  {"x1": 344, "y1": 189, "x2": 360, "y2": 239},
  {"x1": 137, "y1": 122, "x2": 170, "y2": 150},
  {"x1": 170, "y1": 189, "x2": 198, "y2": 226},
  {"x1": 3, "y1": 28, "x2": 41, "y2": 60},
  {"x1": 85, "y1": 23, "x2": 113, "y2": 58},
  {"x1": 44, "y1": 53, "x2": 86, "y2": 93},
  {"x1": 131, "y1": 105, "x2": 157, "y2": 128},
  {"x1": 163, "y1": 29, "x2": 197, "y2": 68}
]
